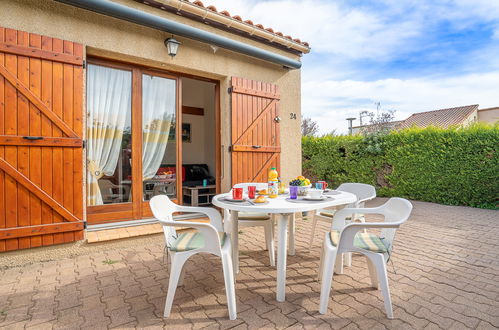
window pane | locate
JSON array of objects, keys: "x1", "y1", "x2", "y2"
[
  {"x1": 86, "y1": 64, "x2": 132, "y2": 205},
  {"x1": 142, "y1": 74, "x2": 177, "y2": 201}
]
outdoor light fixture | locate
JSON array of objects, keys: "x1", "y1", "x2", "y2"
[{"x1": 165, "y1": 37, "x2": 181, "y2": 57}]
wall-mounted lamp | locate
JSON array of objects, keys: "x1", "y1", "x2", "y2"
[{"x1": 164, "y1": 37, "x2": 181, "y2": 57}]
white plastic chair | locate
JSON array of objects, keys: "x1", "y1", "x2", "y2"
[
  {"x1": 309, "y1": 183, "x2": 376, "y2": 248},
  {"x1": 149, "y1": 195, "x2": 237, "y2": 320},
  {"x1": 226, "y1": 183, "x2": 276, "y2": 266},
  {"x1": 318, "y1": 197, "x2": 412, "y2": 318}
]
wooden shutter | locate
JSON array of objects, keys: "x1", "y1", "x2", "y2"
[
  {"x1": 230, "y1": 77, "x2": 280, "y2": 184},
  {"x1": 0, "y1": 27, "x2": 84, "y2": 252}
]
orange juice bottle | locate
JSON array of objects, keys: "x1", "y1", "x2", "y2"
[{"x1": 268, "y1": 167, "x2": 279, "y2": 198}]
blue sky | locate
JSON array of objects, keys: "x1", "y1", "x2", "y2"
[{"x1": 208, "y1": 0, "x2": 499, "y2": 133}]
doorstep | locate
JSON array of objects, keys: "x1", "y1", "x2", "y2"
[
  {"x1": 86, "y1": 223, "x2": 163, "y2": 243},
  {"x1": 86, "y1": 217, "x2": 210, "y2": 243}
]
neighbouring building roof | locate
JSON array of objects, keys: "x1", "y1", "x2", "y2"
[
  {"x1": 352, "y1": 120, "x2": 403, "y2": 133},
  {"x1": 134, "y1": 0, "x2": 310, "y2": 54},
  {"x1": 398, "y1": 104, "x2": 479, "y2": 129}
]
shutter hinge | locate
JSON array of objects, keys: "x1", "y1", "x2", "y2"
[
  {"x1": 228, "y1": 87, "x2": 233, "y2": 94},
  {"x1": 82, "y1": 140, "x2": 86, "y2": 149},
  {"x1": 83, "y1": 60, "x2": 86, "y2": 69},
  {"x1": 83, "y1": 221, "x2": 87, "y2": 229},
  {"x1": 228, "y1": 145, "x2": 233, "y2": 152}
]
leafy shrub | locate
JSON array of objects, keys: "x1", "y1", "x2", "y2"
[{"x1": 302, "y1": 124, "x2": 499, "y2": 209}]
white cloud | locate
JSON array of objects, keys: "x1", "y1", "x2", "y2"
[
  {"x1": 207, "y1": 0, "x2": 422, "y2": 60},
  {"x1": 303, "y1": 71, "x2": 499, "y2": 133},
  {"x1": 206, "y1": 0, "x2": 499, "y2": 134}
]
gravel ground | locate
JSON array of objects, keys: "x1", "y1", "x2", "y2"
[{"x1": 0, "y1": 233, "x2": 164, "y2": 269}]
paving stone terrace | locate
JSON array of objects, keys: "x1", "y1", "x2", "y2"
[{"x1": 0, "y1": 198, "x2": 498, "y2": 329}]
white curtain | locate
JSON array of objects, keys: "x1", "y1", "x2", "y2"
[
  {"x1": 86, "y1": 64, "x2": 132, "y2": 206},
  {"x1": 142, "y1": 74, "x2": 176, "y2": 180}
]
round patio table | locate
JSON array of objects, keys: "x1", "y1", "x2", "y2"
[{"x1": 212, "y1": 191, "x2": 357, "y2": 302}]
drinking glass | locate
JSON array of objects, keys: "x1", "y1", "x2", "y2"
[
  {"x1": 289, "y1": 186, "x2": 298, "y2": 199},
  {"x1": 232, "y1": 187, "x2": 243, "y2": 200},
  {"x1": 248, "y1": 185, "x2": 256, "y2": 199},
  {"x1": 315, "y1": 182, "x2": 323, "y2": 190}
]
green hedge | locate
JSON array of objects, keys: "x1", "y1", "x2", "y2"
[{"x1": 302, "y1": 124, "x2": 499, "y2": 209}]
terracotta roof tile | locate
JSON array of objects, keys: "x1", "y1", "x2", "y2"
[
  {"x1": 136, "y1": 0, "x2": 311, "y2": 51},
  {"x1": 398, "y1": 105, "x2": 479, "y2": 129},
  {"x1": 184, "y1": 0, "x2": 309, "y2": 48}
]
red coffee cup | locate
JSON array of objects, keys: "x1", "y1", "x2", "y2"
[
  {"x1": 248, "y1": 185, "x2": 256, "y2": 199},
  {"x1": 232, "y1": 187, "x2": 243, "y2": 200}
]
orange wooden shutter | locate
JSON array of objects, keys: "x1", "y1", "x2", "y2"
[
  {"x1": 0, "y1": 27, "x2": 84, "y2": 252},
  {"x1": 230, "y1": 77, "x2": 280, "y2": 184}
]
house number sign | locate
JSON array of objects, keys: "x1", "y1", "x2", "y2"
[{"x1": 290, "y1": 113, "x2": 297, "y2": 119}]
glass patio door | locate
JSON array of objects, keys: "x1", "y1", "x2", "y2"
[
  {"x1": 141, "y1": 73, "x2": 177, "y2": 202},
  {"x1": 86, "y1": 60, "x2": 180, "y2": 224},
  {"x1": 86, "y1": 64, "x2": 133, "y2": 207}
]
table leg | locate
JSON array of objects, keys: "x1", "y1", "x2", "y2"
[
  {"x1": 231, "y1": 211, "x2": 239, "y2": 274},
  {"x1": 277, "y1": 213, "x2": 289, "y2": 302},
  {"x1": 288, "y1": 213, "x2": 296, "y2": 256}
]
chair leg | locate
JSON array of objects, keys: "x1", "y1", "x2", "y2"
[
  {"x1": 164, "y1": 253, "x2": 189, "y2": 318},
  {"x1": 345, "y1": 252, "x2": 352, "y2": 267},
  {"x1": 319, "y1": 244, "x2": 338, "y2": 314},
  {"x1": 309, "y1": 213, "x2": 319, "y2": 249},
  {"x1": 370, "y1": 254, "x2": 393, "y2": 318},
  {"x1": 334, "y1": 253, "x2": 344, "y2": 274},
  {"x1": 177, "y1": 263, "x2": 187, "y2": 287},
  {"x1": 317, "y1": 239, "x2": 326, "y2": 281},
  {"x1": 221, "y1": 250, "x2": 237, "y2": 320},
  {"x1": 366, "y1": 256, "x2": 378, "y2": 289},
  {"x1": 288, "y1": 213, "x2": 296, "y2": 256},
  {"x1": 264, "y1": 221, "x2": 276, "y2": 267}
]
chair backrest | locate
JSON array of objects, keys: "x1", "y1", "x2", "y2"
[
  {"x1": 337, "y1": 197, "x2": 412, "y2": 254},
  {"x1": 98, "y1": 179, "x2": 119, "y2": 202},
  {"x1": 337, "y1": 183, "x2": 376, "y2": 206},
  {"x1": 379, "y1": 198, "x2": 413, "y2": 250},
  {"x1": 149, "y1": 195, "x2": 179, "y2": 247}
]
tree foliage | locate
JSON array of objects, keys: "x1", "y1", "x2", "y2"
[{"x1": 301, "y1": 117, "x2": 319, "y2": 136}]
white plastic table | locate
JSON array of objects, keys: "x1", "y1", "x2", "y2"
[{"x1": 212, "y1": 191, "x2": 357, "y2": 302}]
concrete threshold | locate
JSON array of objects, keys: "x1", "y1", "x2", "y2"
[{"x1": 86, "y1": 213, "x2": 209, "y2": 243}]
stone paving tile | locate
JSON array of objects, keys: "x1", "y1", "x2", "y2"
[{"x1": 0, "y1": 198, "x2": 498, "y2": 329}]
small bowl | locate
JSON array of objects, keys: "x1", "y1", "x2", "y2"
[{"x1": 297, "y1": 184, "x2": 312, "y2": 196}]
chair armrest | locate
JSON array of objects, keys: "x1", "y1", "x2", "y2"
[
  {"x1": 331, "y1": 206, "x2": 385, "y2": 230},
  {"x1": 337, "y1": 221, "x2": 401, "y2": 252},
  {"x1": 158, "y1": 219, "x2": 223, "y2": 250},
  {"x1": 357, "y1": 196, "x2": 376, "y2": 204},
  {"x1": 173, "y1": 205, "x2": 224, "y2": 232}
]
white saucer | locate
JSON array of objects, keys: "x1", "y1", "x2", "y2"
[
  {"x1": 303, "y1": 196, "x2": 328, "y2": 201},
  {"x1": 223, "y1": 197, "x2": 247, "y2": 202}
]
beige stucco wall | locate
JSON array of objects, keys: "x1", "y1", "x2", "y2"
[
  {"x1": 0, "y1": 0, "x2": 303, "y2": 193},
  {"x1": 478, "y1": 108, "x2": 499, "y2": 124}
]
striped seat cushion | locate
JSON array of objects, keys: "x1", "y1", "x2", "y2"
[
  {"x1": 329, "y1": 230, "x2": 388, "y2": 253},
  {"x1": 170, "y1": 231, "x2": 226, "y2": 252},
  {"x1": 238, "y1": 212, "x2": 271, "y2": 220},
  {"x1": 319, "y1": 211, "x2": 352, "y2": 221}
]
